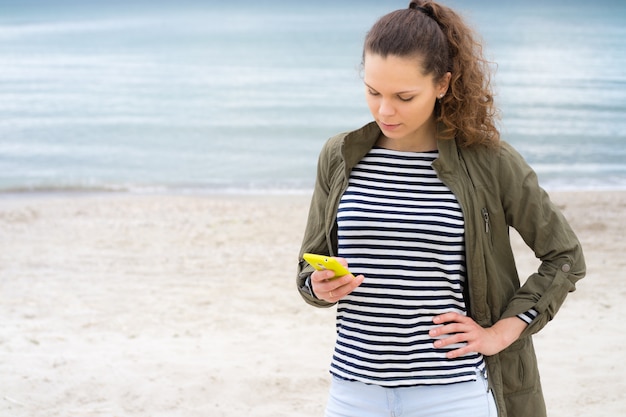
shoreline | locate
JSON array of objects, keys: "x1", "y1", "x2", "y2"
[
  {"x1": 0, "y1": 187, "x2": 626, "y2": 204},
  {"x1": 1, "y1": 184, "x2": 626, "y2": 200},
  {"x1": 1, "y1": 191, "x2": 624, "y2": 416}
]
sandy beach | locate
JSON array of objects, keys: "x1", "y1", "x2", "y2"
[{"x1": 0, "y1": 190, "x2": 624, "y2": 417}]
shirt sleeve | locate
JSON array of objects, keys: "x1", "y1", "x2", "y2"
[{"x1": 516, "y1": 308, "x2": 539, "y2": 325}]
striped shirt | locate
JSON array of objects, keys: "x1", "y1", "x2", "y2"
[{"x1": 332, "y1": 147, "x2": 485, "y2": 387}]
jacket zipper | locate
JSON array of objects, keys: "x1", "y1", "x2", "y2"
[{"x1": 481, "y1": 207, "x2": 490, "y2": 234}]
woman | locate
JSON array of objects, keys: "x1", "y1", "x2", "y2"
[{"x1": 296, "y1": 2, "x2": 585, "y2": 417}]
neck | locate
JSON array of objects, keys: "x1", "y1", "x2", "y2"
[{"x1": 376, "y1": 119, "x2": 438, "y2": 152}]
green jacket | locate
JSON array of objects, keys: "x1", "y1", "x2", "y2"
[{"x1": 296, "y1": 122, "x2": 586, "y2": 417}]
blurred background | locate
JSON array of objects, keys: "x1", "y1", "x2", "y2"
[{"x1": 1, "y1": 0, "x2": 625, "y2": 194}]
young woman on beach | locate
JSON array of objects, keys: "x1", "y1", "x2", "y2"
[{"x1": 296, "y1": 1, "x2": 586, "y2": 416}]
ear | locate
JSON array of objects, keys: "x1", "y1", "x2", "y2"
[{"x1": 438, "y1": 72, "x2": 452, "y2": 96}]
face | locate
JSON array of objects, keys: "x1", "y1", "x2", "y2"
[{"x1": 363, "y1": 52, "x2": 450, "y2": 148}]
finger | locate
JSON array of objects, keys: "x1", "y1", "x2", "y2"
[
  {"x1": 430, "y1": 321, "x2": 471, "y2": 338},
  {"x1": 334, "y1": 257, "x2": 349, "y2": 268},
  {"x1": 445, "y1": 344, "x2": 473, "y2": 359},
  {"x1": 315, "y1": 272, "x2": 357, "y2": 291},
  {"x1": 323, "y1": 288, "x2": 340, "y2": 302},
  {"x1": 433, "y1": 332, "x2": 466, "y2": 348},
  {"x1": 310, "y1": 269, "x2": 337, "y2": 283},
  {"x1": 432, "y1": 312, "x2": 468, "y2": 325},
  {"x1": 333, "y1": 274, "x2": 364, "y2": 296},
  {"x1": 321, "y1": 274, "x2": 364, "y2": 301}
]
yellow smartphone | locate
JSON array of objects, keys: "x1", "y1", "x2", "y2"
[{"x1": 303, "y1": 253, "x2": 351, "y2": 278}]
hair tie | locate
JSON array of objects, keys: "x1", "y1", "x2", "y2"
[{"x1": 408, "y1": 2, "x2": 433, "y2": 18}]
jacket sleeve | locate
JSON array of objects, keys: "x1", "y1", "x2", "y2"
[
  {"x1": 296, "y1": 138, "x2": 338, "y2": 308},
  {"x1": 497, "y1": 143, "x2": 586, "y2": 338}
]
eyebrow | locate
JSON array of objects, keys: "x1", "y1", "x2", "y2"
[{"x1": 364, "y1": 82, "x2": 421, "y2": 95}]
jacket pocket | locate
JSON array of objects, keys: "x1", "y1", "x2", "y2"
[{"x1": 498, "y1": 337, "x2": 539, "y2": 395}]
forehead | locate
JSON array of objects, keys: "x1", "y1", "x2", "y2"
[{"x1": 363, "y1": 53, "x2": 433, "y2": 89}]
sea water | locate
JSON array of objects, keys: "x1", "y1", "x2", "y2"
[{"x1": 0, "y1": 0, "x2": 625, "y2": 194}]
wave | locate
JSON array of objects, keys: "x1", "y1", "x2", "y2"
[{"x1": 0, "y1": 18, "x2": 157, "y2": 40}]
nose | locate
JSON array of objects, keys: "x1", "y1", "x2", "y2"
[{"x1": 378, "y1": 98, "x2": 395, "y2": 117}]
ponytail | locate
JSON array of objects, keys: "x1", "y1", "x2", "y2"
[{"x1": 365, "y1": 1, "x2": 500, "y2": 147}]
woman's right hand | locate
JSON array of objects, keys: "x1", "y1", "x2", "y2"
[{"x1": 310, "y1": 257, "x2": 364, "y2": 303}]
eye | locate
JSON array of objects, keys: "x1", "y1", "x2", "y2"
[
  {"x1": 367, "y1": 88, "x2": 380, "y2": 97},
  {"x1": 398, "y1": 95, "x2": 414, "y2": 102}
]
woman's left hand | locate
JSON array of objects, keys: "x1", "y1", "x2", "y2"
[{"x1": 429, "y1": 312, "x2": 527, "y2": 358}]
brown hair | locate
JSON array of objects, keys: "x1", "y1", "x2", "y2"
[{"x1": 364, "y1": 1, "x2": 500, "y2": 148}]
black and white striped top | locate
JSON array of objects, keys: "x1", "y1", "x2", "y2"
[{"x1": 332, "y1": 147, "x2": 485, "y2": 387}]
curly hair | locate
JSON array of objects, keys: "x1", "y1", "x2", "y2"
[{"x1": 363, "y1": 1, "x2": 500, "y2": 148}]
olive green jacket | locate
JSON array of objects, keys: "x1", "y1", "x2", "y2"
[{"x1": 296, "y1": 122, "x2": 586, "y2": 417}]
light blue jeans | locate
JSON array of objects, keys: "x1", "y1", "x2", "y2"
[{"x1": 324, "y1": 371, "x2": 498, "y2": 417}]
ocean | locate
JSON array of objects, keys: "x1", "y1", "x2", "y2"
[{"x1": 1, "y1": 0, "x2": 625, "y2": 194}]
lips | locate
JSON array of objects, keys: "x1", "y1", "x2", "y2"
[{"x1": 379, "y1": 121, "x2": 400, "y2": 131}]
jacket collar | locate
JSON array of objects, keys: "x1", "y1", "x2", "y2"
[
  {"x1": 433, "y1": 128, "x2": 461, "y2": 180},
  {"x1": 341, "y1": 121, "x2": 461, "y2": 178},
  {"x1": 341, "y1": 121, "x2": 380, "y2": 175}
]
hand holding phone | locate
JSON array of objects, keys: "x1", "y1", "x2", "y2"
[
  {"x1": 303, "y1": 253, "x2": 364, "y2": 302},
  {"x1": 303, "y1": 253, "x2": 351, "y2": 278}
]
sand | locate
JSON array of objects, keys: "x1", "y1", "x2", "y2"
[{"x1": 0, "y1": 190, "x2": 624, "y2": 417}]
